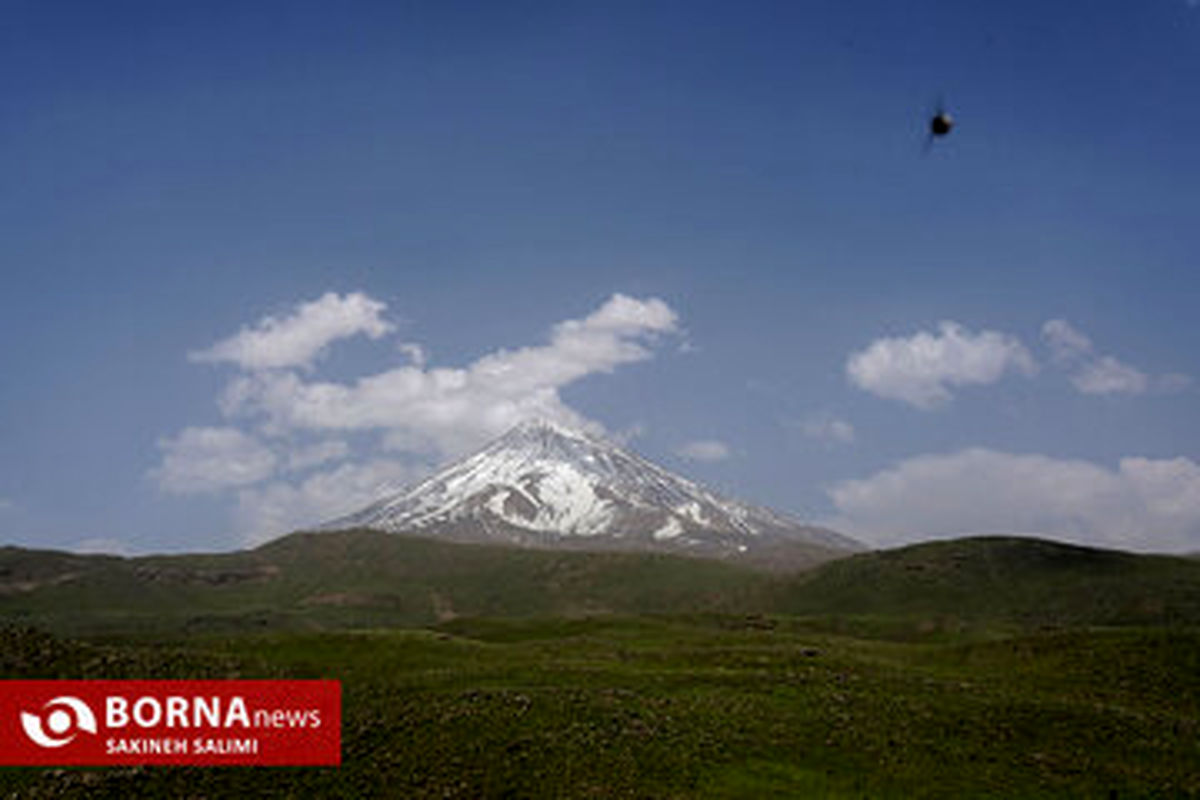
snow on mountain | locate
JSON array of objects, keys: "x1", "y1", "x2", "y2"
[{"x1": 325, "y1": 419, "x2": 861, "y2": 568}]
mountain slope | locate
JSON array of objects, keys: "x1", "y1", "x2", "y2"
[{"x1": 328, "y1": 419, "x2": 859, "y2": 569}]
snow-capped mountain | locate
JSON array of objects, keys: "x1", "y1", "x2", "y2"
[{"x1": 325, "y1": 419, "x2": 861, "y2": 569}]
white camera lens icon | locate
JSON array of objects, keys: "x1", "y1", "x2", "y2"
[{"x1": 21, "y1": 697, "x2": 97, "y2": 748}]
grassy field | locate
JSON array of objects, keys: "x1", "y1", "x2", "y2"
[
  {"x1": 0, "y1": 617, "x2": 1197, "y2": 798},
  {"x1": 1, "y1": 533, "x2": 1198, "y2": 797}
]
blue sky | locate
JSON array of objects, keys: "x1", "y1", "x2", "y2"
[{"x1": 3, "y1": 0, "x2": 1199, "y2": 554}]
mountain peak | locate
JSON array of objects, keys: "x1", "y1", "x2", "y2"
[
  {"x1": 327, "y1": 420, "x2": 861, "y2": 569},
  {"x1": 495, "y1": 417, "x2": 601, "y2": 447},
  {"x1": 508, "y1": 417, "x2": 582, "y2": 436}
]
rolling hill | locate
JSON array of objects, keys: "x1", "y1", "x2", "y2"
[
  {"x1": 3, "y1": 532, "x2": 1200, "y2": 637},
  {"x1": 771, "y1": 535, "x2": 1200, "y2": 628},
  {"x1": 0, "y1": 529, "x2": 772, "y2": 636}
]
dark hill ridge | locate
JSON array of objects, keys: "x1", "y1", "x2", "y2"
[
  {"x1": 771, "y1": 535, "x2": 1200, "y2": 627},
  {"x1": 2, "y1": 533, "x2": 1199, "y2": 636},
  {"x1": 0, "y1": 529, "x2": 772, "y2": 636}
]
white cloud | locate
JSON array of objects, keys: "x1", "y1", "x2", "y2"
[
  {"x1": 152, "y1": 427, "x2": 278, "y2": 493},
  {"x1": 217, "y1": 293, "x2": 678, "y2": 457},
  {"x1": 0, "y1": 498, "x2": 12, "y2": 511},
  {"x1": 1071, "y1": 356, "x2": 1149, "y2": 395},
  {"x1": 189, "y1": 292, "x2": 395, "y2": 371},
  {"x1": 1041, "y1": 318, "x2": 1093, "y2": 363},
  {"x1": 235, "y1": 459, "x2": 427, "y2": 546},
  {"x1": 676, "y1": 440, "x2": 732, "y2": 462},
  {"x1": 826, "y1": 449, "x2": 1200, "y2": 552},
  {"x1": 1040, "y1": 319, "x2": 1175, "y2": 396},
  {"x1": 846, "y1": 321, "x2": 1036, "y2": 409},
  {"x1": 790, "y1": 414, "x2": 856, "y2": 445}
]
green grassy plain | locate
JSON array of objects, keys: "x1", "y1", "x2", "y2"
[
  {"x1": 0, "y1": 619, "x2": 1197, "y2": 798},
  {"x1": 0, "y1": 533, "x2": 1198, "y2": 797}
]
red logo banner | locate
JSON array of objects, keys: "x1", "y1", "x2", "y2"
[{"x1": 0, "y1": 680, "x2": 340, "y2": 766}]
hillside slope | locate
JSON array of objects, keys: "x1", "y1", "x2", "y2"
[
  {"x1": 5, "y1": 533, "x2": 1200, "y2": 637},
  {"x1": 0, "y1": 529, "x2": 772, "y2": 635},
  {"x1": 772, "y1": 536, "x2": 1200, "y2": 627}
]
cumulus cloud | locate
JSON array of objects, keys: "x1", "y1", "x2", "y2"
[
  {"x1": 676, "y1": 440, "x2": 732, "y2": 462},
  {"x1": 846, "y1": 322, "x2": 1036, "y2": 409},
  {"x1": 217, "y1": 293, "x2": 678, "y2": 457},
  {"x1": 158, "y1": 291, "x2": 681, "y2": 543},
  {"x1": 152, "y1": 427, "x2": 278, "y2": 493},
  {"x1": 826, "y1": 449, "x2": 1200, "y2": 552},
  {"x1": 1041, "y1": 318, "x2": 1093, "y2": 363},
  {"x1": 235, "y1": 459, "x2": 428, "y2": 545},
  {"x1": 1071, "y1": 357, "x2": 1150, "y2": 395},
  {"x1": 1041, "y1": 319, "x2": 1153, "y2": 395},
  {"x1": 189, "y1": 292, "x2": 395, "y2": 371}
]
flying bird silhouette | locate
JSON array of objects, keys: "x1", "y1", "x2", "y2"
[{"x1": 923, "y1": 97, "x2": 955, "y2": 153}]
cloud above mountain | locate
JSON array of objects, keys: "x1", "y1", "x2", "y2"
[
  {"x1": 189, "y1": 292, "x2": 395, "y2": 371},
  {"x1": 214, "y1": 292, "x2": 677, "y2": 456}
]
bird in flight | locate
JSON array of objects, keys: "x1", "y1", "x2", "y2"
[{"x1": 923, "y1": 98, "x2": 955, "y2": 153}]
